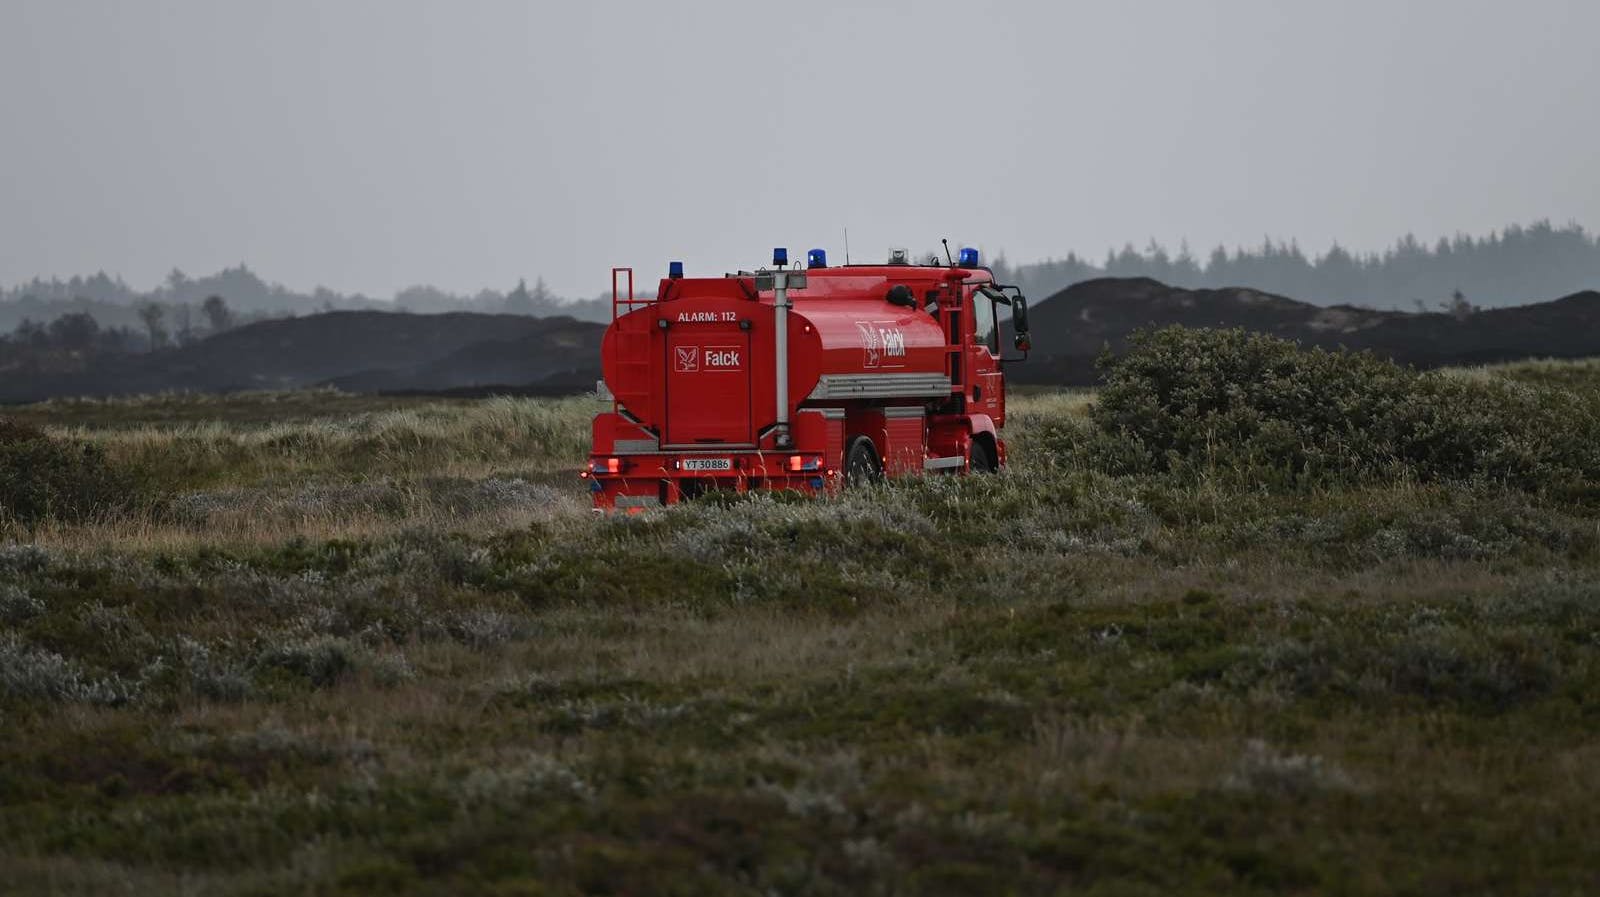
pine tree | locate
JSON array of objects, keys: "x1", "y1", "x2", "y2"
[
  {"x1": 505, "y1": 278, "x2": 534, "y2": 315},
  {"x1": 136, "y1": 303, "x2": 168, "y2": 351}
]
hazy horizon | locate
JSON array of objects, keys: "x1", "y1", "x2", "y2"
[
  {"x1": 3, "y1": 1, "x2": 1597, "y2": 299},
  {"x1": 2, "y1": 217, "x2": 1593, "y2": 303}
]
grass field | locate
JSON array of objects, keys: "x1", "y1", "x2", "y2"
[{"x1": 3, "y1": 353, "x2": 1599, "y2": 895}]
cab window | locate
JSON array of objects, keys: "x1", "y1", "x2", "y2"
[{"x1": 972, "y1": 289, "x2": 999, "y2": 355}]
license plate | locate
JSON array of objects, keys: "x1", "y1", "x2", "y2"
[{"x1": 681, "y1": 458, "x2": 733, "y2": 472}]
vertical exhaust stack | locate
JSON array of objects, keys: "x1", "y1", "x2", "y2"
[
  {"x1": 771, "y1": 246, "x2": 796, "y2": 447},
  {"x1": 768, "y1": 247, "x2": 804, "y2": 449}
]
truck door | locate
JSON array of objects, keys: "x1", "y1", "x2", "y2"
[
  {"x1": 968, "y1": 287, "x2": 1004, "y2": 423},
  {"x1": 664, "y1": 324, "x2": 753, "y2": 446}
]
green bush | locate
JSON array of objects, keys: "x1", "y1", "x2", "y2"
[
  {"x1": 0, "y1": 416, "x2": 142, "y2": 528},
  {"x1": 1089, "y1": 327, "x2": 1600, "y2": 492}
]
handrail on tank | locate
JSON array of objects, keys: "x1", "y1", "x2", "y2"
[{"x1": 611, "y1": 267, "x2": 653, "y2": 322}]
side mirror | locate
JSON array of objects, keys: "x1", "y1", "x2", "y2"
[
  {"x1": 1011, "y1": 293, "x2": 1031, "y2": 351},
  {"x1": 885, "y1": 284, "x2": 916, "y2": 308}
]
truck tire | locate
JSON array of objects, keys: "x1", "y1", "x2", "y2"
[
  {"x1": 844, "y1": 438, "x2": 881, "y2": 487},
  {"x1": 969, "y1": 437, "x2": 997, "y2": 473}
]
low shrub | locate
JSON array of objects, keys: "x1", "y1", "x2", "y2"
[
  {"x1": 253, "y1": 634, "x2": 355, "y2": 688},
  {"x1": 1088, "y1": 327, "x2": 1600, "y2": 492},
  {"x1": 0, "y1": 632, "x2": 138, "y2": 707},
  {"x1": 0, "y1": 416, "x2": 144, "y2": 528}
]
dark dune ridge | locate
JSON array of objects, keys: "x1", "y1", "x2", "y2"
[
  {"x1": 4, "y1": 278, "x2": 1599, "y2": 402},
  {"x1": 1010, "y1": 278, "x2": 1600, "y2": 385}
]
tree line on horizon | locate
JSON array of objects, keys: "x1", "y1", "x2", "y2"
[
  {"x1": 3, "y1": 221, "x2": 1597, "y2": 344},
  {"x1": 0, "y1": 296, "x2": 253, "y2": 376},
  {"x1": 0, "y1": 267, "x2": 613, "y2": 335},
  {"x1": 992, "y1": 220, "x2": 1600, "y2": 310}
]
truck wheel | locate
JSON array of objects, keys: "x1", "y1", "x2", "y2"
[
  {"x1": 968, "y1": 437, "x2": 997, "y2": 473},
  {"x1": 844, "y1": 438, "x2": 881, "y2": 487}
]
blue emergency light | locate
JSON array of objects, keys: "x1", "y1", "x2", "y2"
[
  {"x1": 958, "y1": 247, "x2": 981, "y2": 267},
  {"x1": 773, "y1": 247, "x2": 789, "y2": 267},
  {"x1": 668, "y1": 261, "x2": 684, "y2": 279},
  {"x1": 807, "y1": 248, "x2": 827, "y2": 268}
]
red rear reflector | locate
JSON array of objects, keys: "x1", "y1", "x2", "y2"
[{"x1": 589, "y1": 457, "x2": 622, "y2": 475}]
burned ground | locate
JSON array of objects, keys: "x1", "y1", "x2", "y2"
[
  {"x1": 1012, "y1": 277, "x2": 1600, "y2": 385},
  {"x1": 0, "y1": 311, "x2": 603, "y2": 404},
  {"x1": 8, "y1": 276, "x2": 1600, "y2": 404}
]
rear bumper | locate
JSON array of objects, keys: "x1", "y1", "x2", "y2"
[{"x1": 582, "y1": 451, "x2": 839, "y2": 510}]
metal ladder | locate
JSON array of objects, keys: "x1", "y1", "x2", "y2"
[{"x1": 610, "y1": 268, "x2": 654, "y2": 414}]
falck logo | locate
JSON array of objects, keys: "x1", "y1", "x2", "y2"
[
  {"x1": 854, "y1": 322, "x2": 907, "y2": 369},
  {"x1": 674, "y1": 346, "x2": 699, "y2": 372},
  {"x1": 702, "y1": 346, "x2": 741, "y2": 370}
]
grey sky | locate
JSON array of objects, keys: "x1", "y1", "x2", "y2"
[{"x1": 2, "y1": 0, "x2": 1597, "y2": 299}]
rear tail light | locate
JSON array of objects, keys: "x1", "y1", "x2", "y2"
[
  {"x1": 589, "y1": 457, "x2": 622, "y2": 475},
  {"x1": 787, "y1": 455, "x2": 823, "y2": 472}
]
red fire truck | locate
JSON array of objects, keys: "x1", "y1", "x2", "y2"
[{"x1": 584, "y1": 245, "x2": 1033, "y2": 510}]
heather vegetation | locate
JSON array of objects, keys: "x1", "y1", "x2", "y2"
[
  {"x1": 0, "y1": 417, "x2": 146, "y2": 530},
  {"x1": 1081, "y1": 327, "x2": 1600, "y2": 494},
  {"x1": 3, "y1": 338, "x2": 1599, "y2": 894}
]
